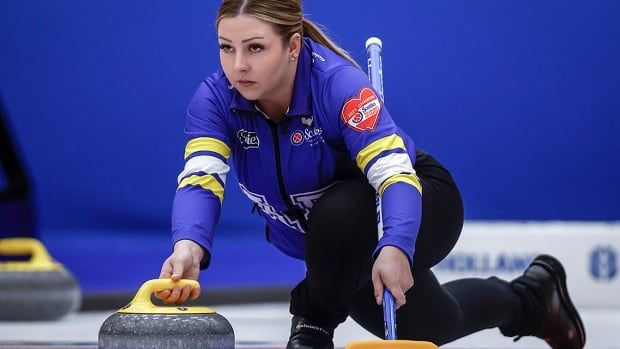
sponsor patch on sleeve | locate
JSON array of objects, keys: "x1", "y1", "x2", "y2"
[{"x1": 341, "y1": 87, "x2": 381, "y2": 132}]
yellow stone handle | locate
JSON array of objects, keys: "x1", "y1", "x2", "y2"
[
  {"x1": 118, "y1": 279, "x2": 215, "y2": 314},
  {"x1": 346, "y1": 340, "x2": 438, "y2": 349},
  {"x1": 0, "y1": 238, "x2": 60, "y2": 271}
]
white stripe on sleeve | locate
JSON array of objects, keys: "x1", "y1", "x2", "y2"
[
  {"x1": 177, "y1": 155, "x2": 230, "y2": 184},
  {"x1": 366, "y1": 152, "x2": 416, "y2": 191}
]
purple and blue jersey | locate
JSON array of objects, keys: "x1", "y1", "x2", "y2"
[{"x1": 172, "y1": 37, "x2": 422, "y2": 266}]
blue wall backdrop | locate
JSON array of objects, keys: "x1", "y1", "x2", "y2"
[{"x1": 1, "y1": 0, "x2": 619, "y2": 235}]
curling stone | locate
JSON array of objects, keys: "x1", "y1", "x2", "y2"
[
  {"x1": 0, "y1": 238, "x2": 81, "y2": 321},
  {"x1": 98, "y1": 279, "x2": 234, "y2": 349}
]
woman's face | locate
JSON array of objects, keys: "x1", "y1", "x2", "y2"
[{"x1": 217, "y1": 14, "x2": 296, "y2": 102}]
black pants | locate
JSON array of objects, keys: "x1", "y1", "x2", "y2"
[{"x1": 290, "y1": 149, "x2": 522, "y2": 345}]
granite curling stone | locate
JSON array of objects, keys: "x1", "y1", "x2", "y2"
[
  {"x1": 0, "y1": 238, "x2": 81, "y2": 321},
  {"x1": 98, "y1": 279, "x2": 234, "y2": 349}
]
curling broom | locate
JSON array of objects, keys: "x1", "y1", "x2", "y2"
[{"x1": 344, "y1": 37, "x2": 438, "y2": 349}]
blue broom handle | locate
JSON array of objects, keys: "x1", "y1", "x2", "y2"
[
  {"x1": 367, "y1": 36, "x2": 397, "y2": 341},
  {"x1": 383, "y1": 288, "x2": 397, "y2": 340},
  {"x1": 366, "y1": 37, "x2": 385, "y2": 102}
]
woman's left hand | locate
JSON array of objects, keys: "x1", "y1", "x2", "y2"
[{"x1": 371, "y1": 245, "x2": 414, "y2": 309}]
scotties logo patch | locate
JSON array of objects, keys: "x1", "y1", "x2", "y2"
[
  {"x1": 237, "y1": 129, "x2": 259, "y2": 149},
  {"x1": 341, "y1": 87, "x2": 381, "y2": 132}
]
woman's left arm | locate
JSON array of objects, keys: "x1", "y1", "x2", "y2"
[{"x1": 321, "y1": 66, "x2": 422, "y2": 308}]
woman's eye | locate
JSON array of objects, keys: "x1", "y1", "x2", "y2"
[
  {"x1": 249, "y1": 44, "x2": 264, "y2": 53},
  {"x1": 219, "y1": 44, "x2": 234, "y2": 53}
]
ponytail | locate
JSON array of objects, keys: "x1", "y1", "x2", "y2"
[{"x1": 302, "y1": 18, "x2": 362, "y2": 71}]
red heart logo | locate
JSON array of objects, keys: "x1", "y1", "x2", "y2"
[{"x1": 341, "y1": 87, "x2": 381, "y2": 132}]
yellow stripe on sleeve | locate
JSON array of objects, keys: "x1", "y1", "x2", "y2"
[
  {"x1": 184, "y1": 137, "x2": 231, "y2": 160},
  {"x1": 178, "y1": 174, "x2": 225, "y2": 203},
  {"x1": 355, "y1": 134, "x2": 406, "y2": 172},
  {"x1": 378, "y1": 173, "x2": 423, "y2": 197}
]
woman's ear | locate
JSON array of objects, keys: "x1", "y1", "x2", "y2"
[{"x1": 288, "y1": 33, "x2": 302, "y2": 57}]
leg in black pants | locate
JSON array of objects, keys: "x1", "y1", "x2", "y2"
[{"x1": 289, "y1": 149, "x2": 522, "y2": 345}]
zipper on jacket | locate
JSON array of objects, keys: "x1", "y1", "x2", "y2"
[{"x1": 267, "y1": 119, "x2": 309, "y2": 231}]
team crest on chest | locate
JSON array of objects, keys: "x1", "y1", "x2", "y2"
[
  {"x1": 301, "y1": 116, "x2": 314, "y2": 127},
  {"x1": 341, "y1": 87, "x2": 381, "y2": 132}
]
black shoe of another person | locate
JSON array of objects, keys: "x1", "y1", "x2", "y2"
[
  {"x1": 502, "y1": 255, "x2": 586, "y2": 349},
  {"x1": 286, "y1": 316, "x2": 335, "y2": 349}
]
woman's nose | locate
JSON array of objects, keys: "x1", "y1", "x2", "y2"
[{"x1": 233, "y1": 53, "x2": 248, "y2": 72}]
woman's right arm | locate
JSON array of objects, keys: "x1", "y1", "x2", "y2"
[{"x1": 155, "y1": 79, "x2": 233, "y2": 304}]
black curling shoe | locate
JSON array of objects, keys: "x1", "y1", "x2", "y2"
[
  {"x1": 286, "y1": 316, "x2": 335, "y2": 349},
  {"x1": 503, "y1": 255, "x2": 586, "y2": 349}
]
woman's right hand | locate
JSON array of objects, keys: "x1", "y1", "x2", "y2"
[{"x1": 155, "y1": 239, "x2": 204, "y2": 305}]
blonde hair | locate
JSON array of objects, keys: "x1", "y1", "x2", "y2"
[{"x1": 216, "y1": 0, "x2": 362, "y2": 70}]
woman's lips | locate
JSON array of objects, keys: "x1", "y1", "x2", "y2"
[{"x1": 238, "y1": 80, "x2": 256, "y2": 88}]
